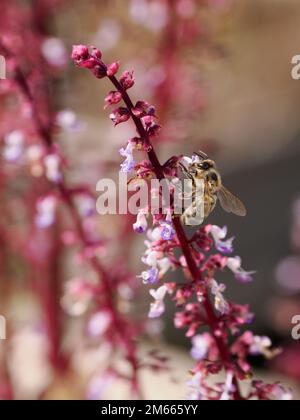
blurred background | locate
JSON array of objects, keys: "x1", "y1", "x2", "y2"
[{"x1": 1, "y1": 0, "x2": 300, "y2": 399}]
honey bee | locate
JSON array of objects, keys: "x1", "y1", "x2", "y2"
[{"x1": 179, "y1": 151, "x2": 247, "y2": 226}]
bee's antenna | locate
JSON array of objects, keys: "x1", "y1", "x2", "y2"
[{"x1": 193, "y1": 151, "x2": 208, "y2": 160}]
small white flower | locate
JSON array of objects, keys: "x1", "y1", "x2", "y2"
[
  {"x1": 87, "y1": 372, "x2": 116, "y2": 400},
  {"x1": 215, "y1": 294, "x2": 230, "y2": 315},
  {"x1": 42, "y1": 37, "x2": 67, "y2": 67},
  {"x1": 142, "y1": 250, "x2": 161, "y2": 267},
  {"x1": 44, "y1": 154, "x2": 62, "y2": 183},
  {"x1": 78, "y1": 196, "x2": 95, "y2": 217},
  {"x1": 61, "y1": 278, "x2": 94, "y2": 316},
  {"x1": 273, "y1": 386, "x2": 293, "y2": 401},
  {"x1": 187, "y1": 372, "x2": 205, "y2": 400},
  {"x1": 35, "y1": 196, "x2": 57, "y2": 229},
  {"x1": 3, "y1": 130, "x2": 24, "y2": 162},
  {"x1": 9, "y1": 327, "x2": 53, "y2": 399},
  {"x1": 210, "y1": 279, "x2": 226, "y2": 295},
  {"x1": 146, "y1": 227, "x2": 162, "y2": 242},
  {"x1": 26, "y1": 144, "x2": 43, "y2": 162},
  {"x1": 220, "y1": 372, "x2": 234, "y2": 401},
  {"x1": 148, "y1": 285, "x2": 168, "y2": 318},
  {"x1": 157, "y1": 257, "x2": 171, "y2": 277},
  {"x1": 249, "y1": 336, "x2": 272, "y2": 357},
  {"x1": 133, "y1": 210, "x2": 148, "y2": 233},
  {"x1": 209, "y1": 279, "x2": 230, "y2": 315},
  {"x1": 94, "y1": 19, "x2": 121, "y2": 51},
  {"x1": 87, "y1": 311, "x2": 111, "y2": 337},
  {"x1": 227, "y1": 256, "x2": 256, "y2": 283},
  {"x1": 141, "y1": 250, "x2": 171, "y2": 279},
  {"x1": 56, "y1": 109, "x2": 82, "y2": 131},
  {"x1": 191, "y1": 334, "x2": 210, "y2": 361},
  {"x1": 119, "y1": 142, "x2": 136, "y2": 173},
  {"x1": 210, "y1": 225, "x2": 234, "y2": 254}
]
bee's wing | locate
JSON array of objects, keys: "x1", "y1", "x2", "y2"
[{"x1": 217, "y1": 186, "x2": 247, "y2": 217}]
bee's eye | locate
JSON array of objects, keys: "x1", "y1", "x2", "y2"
[{"x1": 200, "y1": 162, "x2": 211, "y2": 170}]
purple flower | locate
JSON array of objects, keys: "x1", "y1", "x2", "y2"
[
  {"x1": 160, "y1": 221, "x2": 175, "y2": 241},
  {"x1": 210, "y1": 225, "x2": 234, "y2": 254},
  {"x1": 139, "y1": 267, "x2": 159, "y2": 285},
  {"x1": 119, "y1": 142, "x2": 136, "y2": 173},
  {"x1": 159, "y1": 213, "x2": 175, "y2": 241},
  {"x1": 226, "y1": 257, "x2": 256, "y2": 283},
  {"x1": 133, "y1": 210, "x2": 148, "y2": 233},
  {"x1": 142, "y1": 244, "x2": 172, "y2": 279}
]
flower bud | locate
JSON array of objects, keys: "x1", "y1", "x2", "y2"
[
  {"x1": 104, "y1": 91, "x2": 123, "y2": 107},
  {"x1": 107, "y1": 62, "x2": 120, "y2": 77},
  {"x1": 119, "y1": 70, "x2": 135, "y2": 90},
  {"x1": 91, "y1": 47, "x2": 102, "y2": 59},
  {"x1": 71, "y1": 44, "x2": 89, "y2": 62},
  {"x1": 110, "y1": 107, "x2": 130, "y2": 126}
]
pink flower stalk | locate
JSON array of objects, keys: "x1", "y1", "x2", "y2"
[
  {"x1": 145, "y1": 0, "x2": 218, "y2": 151},
  {"x1": 0, "y1": 0, "x2": 73, "y2": 394},
  {"x1": 73, "y1": 45, "x2": 292, "y2": 400},
  {"x1": 4, "y1": 50, "x2": 143, "y2": 397},
  {"x1": 0, "y1": 1, "x2": 144, "y2": 399}
]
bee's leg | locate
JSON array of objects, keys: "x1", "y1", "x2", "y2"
[
  {"x1": 180, "y1": 190, "x2": 193, "y2": 199},
  {"x1": 181, "y1": 204, "x2": 204, "y2": 226},
  {"x1": 162, "y1": 155, "x2": 183, "y2": 170},
  {"x1": 211, "y1": 195, "x2": 217, "y2": 212},
  {"x1": 178, "y1": 163, "x2": 193, "y2": 179},
  {"x1": 181, "y1": 213, "x2": 187, "y2": 225}
]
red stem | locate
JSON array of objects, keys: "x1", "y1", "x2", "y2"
[{"x1": 108, "y1": 73, "x2": 243, "y2": 400}]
